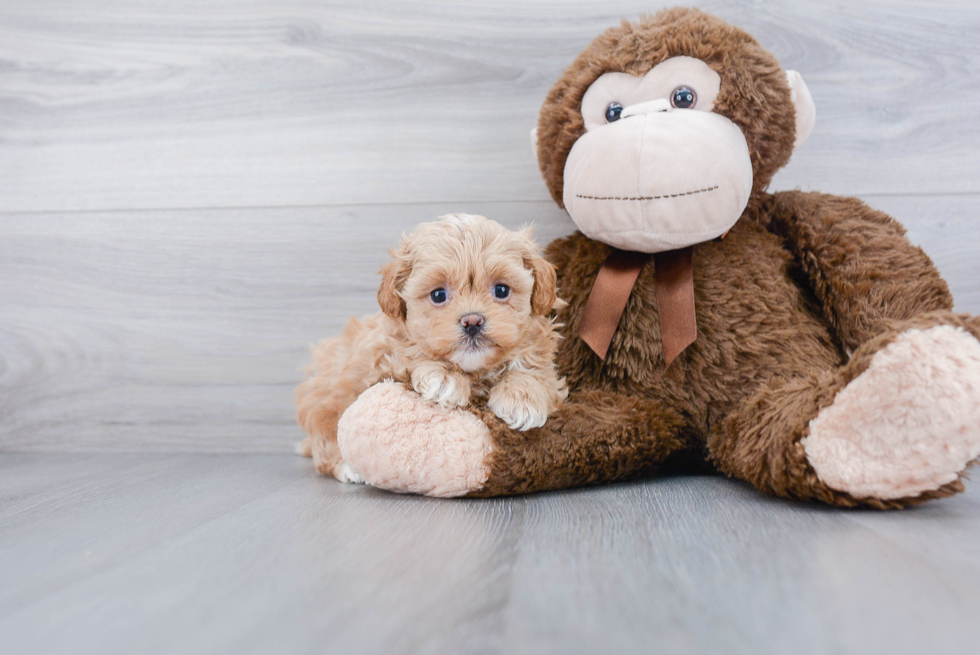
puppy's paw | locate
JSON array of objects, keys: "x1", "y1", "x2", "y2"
[
  {"x1": 338, "y1": 463, "x2": 366, "y2": 485},
  {"x1": 488, "y1": 384, "x2": 549, "y2": 432},
  {"x1": 295, "y1": 436, "x2": 312, "y2": 458},
  {"x1": 412, "y1": 364, "x2": 471, "y2": 409}
]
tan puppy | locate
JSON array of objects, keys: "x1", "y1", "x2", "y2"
[{"x1": 296, "y1": 213, "x2": 568, "y2": 482}]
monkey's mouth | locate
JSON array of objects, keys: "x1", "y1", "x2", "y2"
[{"x1": 576, "y1": 185, "x2": 718, "y2": 201}]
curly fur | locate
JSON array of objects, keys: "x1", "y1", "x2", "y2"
[{"x1": 296, "y1": 214, "x2": 567, "y2": 479}]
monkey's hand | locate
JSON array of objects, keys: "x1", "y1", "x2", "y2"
[
  {"x1": 337, "y1": 381, "x2": 493, "y2": 497},
  {"x1": 336, "y1": 382, "x2": 686, "y2": 498}
]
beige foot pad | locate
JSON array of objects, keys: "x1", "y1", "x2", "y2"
[
  {"x1": 803, "y1": 325, "x2": 980, "y2": 499},
  {"x1": 337, "y1": 381, "x2": 492, "y2": 498}
]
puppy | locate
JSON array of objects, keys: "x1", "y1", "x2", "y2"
[{"x1": 295, "y1": 213, "x2": 568, "y2": 482}]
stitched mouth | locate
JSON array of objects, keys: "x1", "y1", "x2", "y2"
[{"x1": 576, "y1": 185, "x2": 718, "y2": 201}]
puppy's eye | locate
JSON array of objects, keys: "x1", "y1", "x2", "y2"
[
  {"x1": 493, "y1": 284, "x2": 511, "y2": 300},
  {"x1": 670, "y1": 86, "x2": 697, "y2": 109},
  {"x1": 604, "y1": 102, "x2": 624, "y2": 123},
  {"x1": 429, "y1": 288, "x2": 448, "y2": 305}
]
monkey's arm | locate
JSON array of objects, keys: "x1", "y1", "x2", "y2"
[
  {"x1": 335, "y1": 382, "x2": 687, "y2": 497},
  {"x1": 470, "y1": 389, "x2": 687, "y2": 497},
  {"x1": 765, "y1": 190, "x2": 953, "y2": 352}
]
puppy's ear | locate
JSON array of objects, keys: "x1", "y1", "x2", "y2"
[
  {"x1": 520, "y1": 228, "x2": 560, "y2": 316},
  {"x1": 377, "y1": 239, "x2": 412, "y2": 320}
]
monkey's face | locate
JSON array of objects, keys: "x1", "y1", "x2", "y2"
[
  {"x1": 563, "y1": 56, "x2": 753, "y2": 253},
  {"x1": 534, "y1": 10, "x2": 816, "y2": 254}
]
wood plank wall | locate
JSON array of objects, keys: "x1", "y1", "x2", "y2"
[{"x1": 2, "y1": 0, "x2": 978, "y2": 451}]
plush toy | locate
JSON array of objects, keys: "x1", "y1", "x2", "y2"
[{"x1": 332, "y1": 7, "x2": 980, "y2": 507}]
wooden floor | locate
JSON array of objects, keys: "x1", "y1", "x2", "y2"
[
  {"x1": 2, "y1": 453, "x2": 979, "y2": 655},
  {"x1": 2, "y1": 1, "x2": 980, "y2": 653}
]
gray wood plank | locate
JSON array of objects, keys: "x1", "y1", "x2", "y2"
[
  {"x1": 0, "y1": 1, "x2": 978, "y2": 213},
  {"x1": 0, "y1": 454, "x2": 302, "y2": 616},
  {"x1": 1, "y1": 195, "x2": 977, "y2": 452},
  {"x1": 1, "y1": 453, "x2": 979, "y2": 655},
  {"x1": 500, "y1": 481, "x2": 980, "y2": 654},
  {"x1": 0, "y1": 453, "x2": 159, "y2": 520},
  {"x1": 0, "y1": 454, "x2": 521, "y2": 655},
  {"x1": 0, "y1": 200, "x2": 571, "y2": 452},
  {"x1": 841, "y1": 488, "x2": 980, "y2": 574}
]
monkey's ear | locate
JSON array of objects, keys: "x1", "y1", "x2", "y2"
[
  {"x1": 530, "y1": 127, "x2": 539, "y2": 159},
  {"x1": 786, "y1": 70, "x2": 816, "y2": 150},
  {"x1": 377, "y1": 245, "x2": 411, "y2": 320}
]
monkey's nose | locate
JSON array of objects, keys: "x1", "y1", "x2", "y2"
[
  {"x1": 621, "y1": 98, "x2": 671, "y2": 119},
  {"x1": 460, "y1": 313, "x2": 485, "y2": 337}
]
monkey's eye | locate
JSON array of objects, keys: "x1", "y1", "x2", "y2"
[
  {"x1": 604, "y1": 102, "x2": 624, "y2": 123},
  {"x1": 493, "y1": 284, "x2": 511, "y2": 300},
  {"x1": 429, "y1": 288, "x2": 448, "y2": 305},
  {"x1": 670, "y1": 86, "x2": 697, "y2": 109}
]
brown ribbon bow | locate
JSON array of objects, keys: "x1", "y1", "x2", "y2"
[{"x1": 578, "y1": 247, "x2": 697, "y2": 368}]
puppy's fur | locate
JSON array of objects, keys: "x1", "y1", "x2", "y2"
[{"x1": 296, "y1": 214, "x2": 568, "y2": 481}]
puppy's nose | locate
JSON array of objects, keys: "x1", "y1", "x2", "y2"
[{"x1": 460, "y1": 313, "x2": 485, "y2": 337}]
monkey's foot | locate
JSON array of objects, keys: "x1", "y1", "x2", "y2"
[
  {"x1": 337, "y1": 381, "x2": 492, "y2": 497},
  {"x1": 803, "y1": 325, "x2": 980, "y2": 500}
]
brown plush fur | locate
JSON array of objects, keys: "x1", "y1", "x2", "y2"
[
  {"x1": 467, "y1": 8, "x2": 978, "y2": 507},
  {"x1": 536, "y1": 8, "x2": 797, "y2": 207}
]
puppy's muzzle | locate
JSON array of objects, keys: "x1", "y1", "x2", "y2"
[{"x1": 460, "y1": 313, "x2": 485, "y2": 338}]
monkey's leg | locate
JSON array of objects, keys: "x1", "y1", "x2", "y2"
[
  {"x1": 708, "y1": 313, "x2": 980, "y2": 508},
  {"x1": 337, "y1": 383, "x2": 689, "y2": 498}
]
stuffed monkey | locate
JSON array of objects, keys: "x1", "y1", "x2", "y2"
[{"x1": 329, "y1": 7, "x2": 980, "y2": 508}]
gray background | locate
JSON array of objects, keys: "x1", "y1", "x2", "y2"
[
  {"x1": 2, "y1": 0, "x2": 978, "y2": 453},
  {"x1": 2, "y1": 2, "x2": 980, "y2": 654}
]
